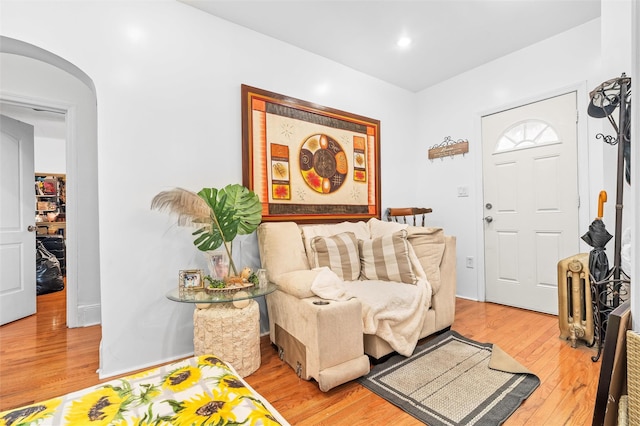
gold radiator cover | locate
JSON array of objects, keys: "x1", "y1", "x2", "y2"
[{"x1": 558, "y1": 253, "x2": 594, "y2": 347}]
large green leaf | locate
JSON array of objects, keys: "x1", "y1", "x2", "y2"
[
  {"x1": 219, "y1": 184, "x2": 262, "y2": 235},
  {"x1": 191, "y1": 185, "x2": 261, "y2": 252},
  {"x1": 193, "y1": 189, "x2": 236, "y2": 252}
]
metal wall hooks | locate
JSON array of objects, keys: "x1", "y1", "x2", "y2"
[{"x1": 428, "y1": 136, "x2": 469, "y2": 161}]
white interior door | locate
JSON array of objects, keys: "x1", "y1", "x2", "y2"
[
  {"x1": 1, "y1": 114, "x2": 36, "y2": 325},
  {"x1": 482, "y1": 92, "x2": 579, "y2": 314}
]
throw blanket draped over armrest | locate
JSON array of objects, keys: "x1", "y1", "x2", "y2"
[{"x1": 310, "y1": 268, "x2": 432, "y2": 357}]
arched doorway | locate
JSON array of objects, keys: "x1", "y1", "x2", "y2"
[{"x1": 1, "y1": 36, "x2": 101, "y2": 327}]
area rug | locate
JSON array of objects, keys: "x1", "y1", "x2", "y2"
[{"x1": 358, "y1": 330, "x2": 540, "y2": 426}]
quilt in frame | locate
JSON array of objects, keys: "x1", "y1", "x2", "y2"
[{"x1": 242, "y1": 84, "x2": 381, "y2": 224}]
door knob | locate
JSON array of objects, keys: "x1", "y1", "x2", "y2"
[
  {"x1": 27, "y1": 225, "x2": 36, "y2": 232},
  {"x1": 484, "y1": 216, "x2": 493, "y2": 223}
]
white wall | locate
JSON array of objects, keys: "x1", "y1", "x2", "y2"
[
  {"x1": 34, "y1": 137, "x2": 66, "y2": 174},
  {"x1": 0, "y1": 1, "x2": 416, "y2": 377},
  {"x1": 415, "y1": 19, "x2": 604, "y2": 300},
  {"x1": 415, "y1": 2, "x2": 636, "y2": 304}
]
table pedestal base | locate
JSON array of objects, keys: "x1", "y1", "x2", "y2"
[{"x1": 193, "y1": 300, "x2": 260, "y2": 377}]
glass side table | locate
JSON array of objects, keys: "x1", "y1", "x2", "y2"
[
  {"x1": 166, "y1": 282, "x2": 277, "y2": 305},
  {"x1": 166, "y1": 283, "x2": 277, "y2": 377}
]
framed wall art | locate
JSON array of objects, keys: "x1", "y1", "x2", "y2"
[{"x1": 241, "y1": 85, "x2": 381, "y2": 223}]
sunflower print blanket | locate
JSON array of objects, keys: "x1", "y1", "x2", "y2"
[{"x1": 0, "y1": 354, "x2": 289, "y2": 426}]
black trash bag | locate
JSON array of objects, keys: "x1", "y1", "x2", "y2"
[
  {"x1": 38, "y1": 235, "x2": 66, "y2": 274},
  {"x1": 36, "y1": 240, "x2": 64, "y2": 295}
]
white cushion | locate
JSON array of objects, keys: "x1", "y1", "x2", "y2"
[
  {"x1": 301, "y1": 221, "x2": 370, "y2": 266},
  {"x1": 406, "y1": 226, "x2": 446, "y2": 293},
  {"x1": 368, "y1": 217, "x2": 407, "y2": 238},
  {"x1": 257, "y1": 222, "x2": 309, "y2": 281}
]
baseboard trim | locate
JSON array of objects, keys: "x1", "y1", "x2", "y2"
[
  {"x1": 455, "y1": 295, "x2": 479, "y2": 302},
  {"x1": 98, "y1": 352, "x2": 194, "y2": 380},
  {"x1": 78, "y1": 303, "x2": 101, "y2": 326}
]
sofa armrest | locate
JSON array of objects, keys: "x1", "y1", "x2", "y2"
[
  {"x1": 271, "y1": 269, "x2": 320, "y2": 299},
  {"x1": 432, "y1": 235, "x2": 457, "y2": 330},
  {"x1": 266, "y1": 290, "x2": 369, "y2": 391}
]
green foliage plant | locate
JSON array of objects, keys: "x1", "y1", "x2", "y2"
[{"x1": 151, "y1": 184, "x2": 261, "y2": 276}]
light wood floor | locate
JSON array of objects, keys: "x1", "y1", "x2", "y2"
[{"x1": 0, "y1": 290, "x2": 601, "y2": 425}]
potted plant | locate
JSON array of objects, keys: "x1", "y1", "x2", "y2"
[{"x1": 151, "y1": 184, "x2": 262, "y2": 280}]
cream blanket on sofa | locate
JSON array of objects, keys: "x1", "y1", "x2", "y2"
[{"x1": 311, "y1": 267, "x2": 431, "y2": 357}]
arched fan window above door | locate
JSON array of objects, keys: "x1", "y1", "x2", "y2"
[{"x1": 495, "y1": 119, "x2": 561, "y2": 153}]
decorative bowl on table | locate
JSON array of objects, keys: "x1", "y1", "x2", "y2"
[
  {"x1": 204, "y1": 267, "x2": 260, "y2": 295},
  {"x1": 205, "y1": 281, "x2": 254, "y2": 295}
]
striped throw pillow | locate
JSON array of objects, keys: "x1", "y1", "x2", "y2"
[
  {"x1": 309, "y1": 232, "x2": 361, "y2": 281},
  {"x1": 359, "y1": 229, "x2": 417, "y2": 284}
]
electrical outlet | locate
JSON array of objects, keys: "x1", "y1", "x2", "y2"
[{"x1": 465, "y1": 256, "x2": 474, "y2": 268}]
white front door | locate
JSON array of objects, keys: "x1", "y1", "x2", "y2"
[
  {"x1": 0, "y1": 114, "x2": 36, "y2": 325},
  {"x1": 482, "y1": 92, "x2": 580, "y2": 314}
]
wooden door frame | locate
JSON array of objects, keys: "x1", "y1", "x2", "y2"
[{"x1": 473, "y1": 82, "x2": 592, "y2": 302}]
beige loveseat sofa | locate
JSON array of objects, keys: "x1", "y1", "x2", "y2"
[{"x1": 257, "y1": 218, "x2": 456, "y2": 391}]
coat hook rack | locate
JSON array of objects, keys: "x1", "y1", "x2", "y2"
[{"x1": 428, "y1": 136, "x2": 469, "y2": 161}]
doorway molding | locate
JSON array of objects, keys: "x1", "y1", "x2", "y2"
[
  {"x1": 472, "y1": 81, "x2": 591, "y2": 302},
  {"x1": 1, "y1": 36, "x2": 95, "y2": 92},
  {"x1": 1, "y1": 36, "x2": 100, "y2": 327}
]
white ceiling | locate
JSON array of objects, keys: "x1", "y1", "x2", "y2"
[{"x1": 179, "y1": 0, "x2": 601, "y2": 92}]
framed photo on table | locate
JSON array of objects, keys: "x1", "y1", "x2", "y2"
[
  {"x1": 178, "y1": 269, "x2": 204, "y2": 291},
  {"x1": 241, "y1": 85, "x2": 381, "y2": 223}
]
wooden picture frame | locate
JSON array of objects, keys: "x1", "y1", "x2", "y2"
[
  {"x1": 592, "y1": 300, "x2": 630, "y2": 426},
  {"x1": 178, "y1": 269, "x2": 204, "y2": 291},
  {"x1": 241, "y1": 85, "x2": 381, "y2": 223}
]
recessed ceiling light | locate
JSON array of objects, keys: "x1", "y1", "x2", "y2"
[{"x1": 397, "y1": 36, "x2": 412, "y2": 48}]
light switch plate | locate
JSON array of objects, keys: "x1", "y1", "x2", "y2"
[{"x1": 457, "y1": 186, "x2": 469, "y2": 197}]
